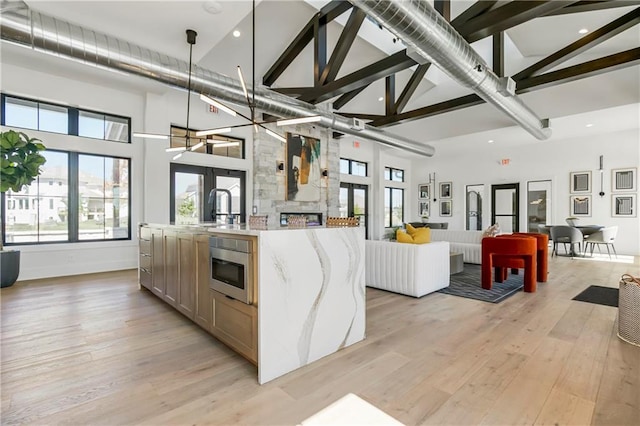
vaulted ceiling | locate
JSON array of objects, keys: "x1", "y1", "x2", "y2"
[{"x1": 4, "y1": 0, "x2": 640, "y2": 150}]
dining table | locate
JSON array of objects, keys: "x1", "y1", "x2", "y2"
[{"x1": 542, "y1": 224, "x2": 605, "y2": 256}]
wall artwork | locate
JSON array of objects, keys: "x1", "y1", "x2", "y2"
[
  {"x1": 286, "y1": 133, "x2": 321, "y2": 202},
  {"x1": 440, "y1": 200, "x2": 452, "y2": 217},
  {"x1": 440, "y1": 182, "x2": 452, "y2": 199},
  {"x1": 612, "y1": 194, "x2": 636, "y2": 217},
  {"x1": 570, "y1": 195, "x2": 591, "y2": 217},
  {"x1": 419, "y1": 201, "x2": 429, "y2": 218},
  {"x1": 612, "y1": 167, "x2": 637, "y2": 192},
  {"x1": 419, "y1": 184, "x2": 430, "y2": 200},
  {"x1": 570, "y1": 171, "x2": 591, "y2": 193}
]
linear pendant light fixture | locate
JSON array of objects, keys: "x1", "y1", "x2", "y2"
[
  {"x1": 265, "y1": 128, "x2": 286, "y2": 142},
  {"x1": 276, "y1": 116, "x2": 322, "y2": 126},
  {"x1": 132, "y1": 132, "x2": 169, "y2": 140},
  {"x1": 195, "y1": 127, "x2": 232, "y2": 137}
]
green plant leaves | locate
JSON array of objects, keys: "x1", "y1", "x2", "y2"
[{"x1": 0, "y1": 130, "x2": 47, "y2": 193}]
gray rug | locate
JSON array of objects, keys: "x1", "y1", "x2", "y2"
[{"x1": 438, "y1": 263, "x2": 524, "y2": 303}]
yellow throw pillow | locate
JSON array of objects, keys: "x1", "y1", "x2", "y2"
[
  {"x1": 405, "y1": 223, "x2": 418, "y2": 236},
  {"x1": 412, "y1": 227, "x2": 431, "y2": 244},
  {"x1": 396, "y1": 229, "x2": 414, "y2": 243}
]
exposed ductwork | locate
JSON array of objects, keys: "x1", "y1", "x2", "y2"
[
  {"x1": 0, "y1": 1, "x2": 435, "y2": 157},
  {"x1": 350, "y1": 0, "x2": 552, "y2": 140}
]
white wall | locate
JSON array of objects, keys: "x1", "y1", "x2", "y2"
[{"x1": 411, "y1": 128, "x2": 640, "y2": 255}]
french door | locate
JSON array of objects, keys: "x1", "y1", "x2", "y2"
[
  {"x1": 170, "y1": 164, "x2": 246, "y2": 225},
  {"x1": 491, "y1": 183, "x2": 520, "y2": 233},
  {"x1": 339, "y1": 182, "x2": 368, "y2": 238}
]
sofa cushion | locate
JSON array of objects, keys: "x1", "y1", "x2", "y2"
[
  {"x1": 412, "y1": 227, "x2": 431, "y2": 244},
  {"x1": 396, "y1": 229, "x2": 413, "y2": 243}
]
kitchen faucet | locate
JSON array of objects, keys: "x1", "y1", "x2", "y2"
[{"x1": 208, "y1": 188, "x2": 234, "y2": 224}]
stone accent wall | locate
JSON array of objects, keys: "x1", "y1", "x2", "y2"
[{"x1": 252, "y1": 124, "x2": 340, "y2": 227}]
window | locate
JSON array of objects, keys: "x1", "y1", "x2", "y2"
[
  {"x1": 1, "y1": 94, "x2": 131, "y2": 143},
  {"x1": 1, "y1": 150, "x2": 131, "y2": 245},
  {"x1": 384, "y1": 187, "x2": 404, "y2": 228},
  {"x1": 170, "y1": 126, "x2": 245, "y2": 159},
  {"x1": 340, "y1": 158, "x2": 367, "y2": 177},
  {"x1": 384, "y1": 167, "x2": 404, "y2": 182}
]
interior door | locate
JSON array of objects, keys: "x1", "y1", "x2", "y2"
[
  {"x1": 466, "y1": 184, "x2": 484, "y2": 231},
  {"x1": 339, "y1": 182, "x2": 368, "y2": 238},
  {"x1": 491, "y1": 183, "x2": 520, "y2": 233}
]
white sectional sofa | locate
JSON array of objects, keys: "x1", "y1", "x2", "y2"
[
  {"x1": 429, "y1": 229, "x2": 483, "y2": 264},
  {"x1": 365, "y1": 240, "x2": 450, "y2": 297}
]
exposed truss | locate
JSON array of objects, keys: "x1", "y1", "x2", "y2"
[{"x1": 263, "y1": 0, "x2": 640, "y2": 130}]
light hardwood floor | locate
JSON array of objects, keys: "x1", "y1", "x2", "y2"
[{"x1": 2, "y1": 255, "x2": 639, "y2": 425}]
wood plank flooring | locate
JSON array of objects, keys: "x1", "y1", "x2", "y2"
[{"x1": 2, "y1": 256, "x2": 639, "y2": 425}]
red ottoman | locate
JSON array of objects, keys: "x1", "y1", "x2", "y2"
[
  {"x1": 512, "y1": 232, "x2": 549, "y2": 282},
  {"x1": 482, "y1": 236, "x2": 537, "y2": 293}
]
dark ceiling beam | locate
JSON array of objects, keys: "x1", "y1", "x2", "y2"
[
  {"x1": 545, "y1": 0, "x2": 640, "y2": 16},
  {"x1": 368, "y1": 94, "x2": 484, "y2": 127},
  {"x1": 263, "y1": 1, "x2": 352, "y2": 87},
  {"x1": 493, "y1": 32, "x2": 504, "y2": 77},
  {"x1": 450, "y1": 0, "x2": 498, "y2": 28},
  {"x1": 333, "y1": 84, "x2": 370, "y2": 110},
  {"x1": 434, "y1": 0, "x2": 451, "y2": 21},
  {"x1": 319, "y1": 0, "x2": 353, "y2": 22},
  {"x1": 319, "y1": 8, "x2": 367, "y2": 85},
  {"x1": 263, "y1": 19, "x2": 314, "y2": 86},
  {"x1": 385, "y1": 75, "x2": 395, "y2": 115},
  {"x1": 516, "y1": 47, "x2": 640, "y2": 93},
  {"x1": 314, "y1": 16, "x2": 327, "y2": 86},
  {"x1": 363, "y1": 47, "x2": 640, "y2": 128},
  {"x1": 514, "y1": 7, "x2": 640, "y2": 80},
  {"x1": 394, "y1": 63, "x2": 431, "y2": 114},
  {"x1": 458, "y1": 1, "x2": 580, "y2": 44},
  {"x1": 298, "y1": 50, "x2": 417, "y2": 103}
]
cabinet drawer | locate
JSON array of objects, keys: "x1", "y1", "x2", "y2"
[
  {"x1": 139, "y1": 253, "x2": 151, "y2": 270},
  {"x1": 139, "y1": 239, "x2": 151, "y2": 255},
  {"x1": 140, "y1": 227, "x2": 152, "y2": 241},
  {"x1": 139, "y1": 268, "x2": 152, "y2": 290},
  {"x1": 210, "y1": 289, "x2": 257, "y2": 364}
]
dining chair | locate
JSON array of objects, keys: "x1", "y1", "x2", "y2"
[
  {"x1": 549, "y1": 226, "x2": 584, "y2": 257},
  {"x1": 584, "y1": 226, "x2": 618, "y2": 259}
]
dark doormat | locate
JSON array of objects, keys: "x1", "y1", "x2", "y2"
[
  {"x1": 573, "y1": 285, "x2": 619, "y2": 307},
  {"x1": 438, "y1": 263, "x2": 524, "y2": 303}
]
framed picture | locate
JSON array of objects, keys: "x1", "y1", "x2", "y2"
[
  {"x1": 612, "y1": 167, "x2": 637, "y2": 192},
  {"x1": 570, "y1": 171, "x2": 591, "y2": 193},
  {"x1": 419, "y1": 201, "x2": 429, "y2": 217},
  {"x1": 286, "y1": 133, "x2": 321, "y2": 201},
  {"x1": 418, "y1": 184, "x2": 430, "y2": 200},
  {"x1": 612, "y1": 194, "x2": 636, "y2": 217},
  {"x1": 439, "y1": 182, "x2": 452, "y2": 199},
  {"x1": 440, "y1": 200, "x2": 452, "y2": 216},
  {"x1": 570, "y1": 195, "x2": 591, "y2": 217}
]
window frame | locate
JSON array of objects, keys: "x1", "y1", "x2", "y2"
[
  {"x1": 1, "y1": 149, "x2": 132, "y2": 246},
  {"x1": 170, "y1": 125, "x2": 246, "y2": 159},
  {"x1": 340, "y1": 157, "x2": 368, "y2": 177},
  {"x1": 384, "y1": 166, "x2": 405, "y2": 182},
  {"x1": 1, "y1": 93, "x2": 131, "y2": 143},
  {"x1": 384, "y1": 186, "x2": 404, "y2": 228}
]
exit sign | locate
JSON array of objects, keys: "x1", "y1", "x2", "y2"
[
  {"x1": 500, "y1": 158, "x2": 510, "y2": 165},
  {"x1": 208, "y1": 105, "x2": 219, "y2": 114}
]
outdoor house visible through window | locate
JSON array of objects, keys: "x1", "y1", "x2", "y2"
[
  {"x1": 1, "y1": 150, "x2": 131, "y2": 245},
  {"x1": 1, "y1": 94, "x2": 131, "y2": 143},
  {"x1": 340, "y1": 158, "x2": 367, "y2": 177}
]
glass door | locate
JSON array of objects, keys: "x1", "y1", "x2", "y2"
[
  {"x1": 491, "y1": 183, "x2": 520, "y2": 233},
  {"x1": 339, "y1": 182, "x2": 368, "y2": 238},
  {"x1": 213, "y1": 173, "x2": 244, "y2": 225},
  {"x1": 174, "y1": 172, "x2": 204, "y2": 224}
]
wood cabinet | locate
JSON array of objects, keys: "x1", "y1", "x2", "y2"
[
  {"x1": 138, "y1": 227, "x2": 152, "y2": 290},
  {"x1": 210, "y1": 289, "x2": 258, "y2": 364},
  {"x1": 194, "y1": 234, "x2": 212, "y2": 330},
  {"x1": 150, "y1": 228, "x2": 165, "y2": 297},
  {"x1": 176, "y1": 232, "x2": 195, "y2": 319},
  {"x1": 163, "y1": 230, "x2": 178, "y2": 307}
]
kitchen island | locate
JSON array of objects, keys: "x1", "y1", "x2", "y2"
[{"x1": 138, "y1": 223, "x2": 365, "y2": 384}]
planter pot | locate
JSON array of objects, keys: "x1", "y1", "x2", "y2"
[{"x1": 1, "y1": 250, "x2": 20, "y2": 288}]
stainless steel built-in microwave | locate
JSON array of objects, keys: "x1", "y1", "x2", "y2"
[{"x1": 209, "y1": 236, "x2": 253, "y2": 304}]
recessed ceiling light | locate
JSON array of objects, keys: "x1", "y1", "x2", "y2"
[
  {"x1": 488, "y1": 139, "x2": 494, "y2": 143},
  {"x1": 586, "y1": 123, "x2": 594, "y2": 128},
  {"x1": 378, "y1": 97, "x2": 384, "y2": 102},
  {"x1": 578, "y1": 28, "x2": 588, "y2": 34},
  {"x1": 233, "y1": 30, "x2": 241, "y2": 38}
]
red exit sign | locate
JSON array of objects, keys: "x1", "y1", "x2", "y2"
[
  {"x1": 208, "y1": 105, "x2": 218, "y2": 114},
  {"x1": 500, "y1": 158, "x2": 510, "y2": 165}
]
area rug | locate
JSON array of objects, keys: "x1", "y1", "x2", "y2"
[
  {"x1": 572, "y1": 285, "x2": 619, "y2": 307},
  {"x1": 438, "y1": 263, "x2": 524, "y2": 303}
]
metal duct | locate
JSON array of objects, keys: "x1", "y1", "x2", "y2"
[
  {"x1": 350, "y1": 0, "x2": 552, "y2": 140},
  {"x1": 0, "y1": 1, "x2": 435, "y2": 157}
]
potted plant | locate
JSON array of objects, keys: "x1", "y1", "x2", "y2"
[{"x1": 0, "y1": 130, "x2": 46, "y2": 288}]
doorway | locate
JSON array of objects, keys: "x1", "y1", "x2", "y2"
[
  {"x1": 527, "y1": 180, "x2": 552, "y2": 232},
  {"x1": 465, "y1": 184, "x2": 484, "y2": 231},
  {"x1": 339, "y1": 182, "x2": 368, "y2": 238},
  {"x1": 491, "y1": 183, "x2": 520, "y2": 233}
]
